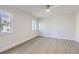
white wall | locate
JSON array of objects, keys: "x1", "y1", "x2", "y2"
[
  {"x1": 39, "y1": 14, "x2": 76, "y2": 40},
  {"x1": 76, "y1": 12, "x2": 79, "y2": 43},
  {"x1": 0, "y1": 6, "x2": 38, "y2": 52}
]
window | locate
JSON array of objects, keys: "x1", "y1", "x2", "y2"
[
  {"x1": 32, "y1": 19, "x2": 39, "y2": 32},
  {"x1": 0, "y1": 10, "x2": 13, "y2": 33}
]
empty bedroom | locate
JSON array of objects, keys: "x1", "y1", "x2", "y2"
[{"x1": 0, "y1": 5, "x2": 79, "y2": 54}]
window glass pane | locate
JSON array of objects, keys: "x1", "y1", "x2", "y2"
[
  {"x1": 32, "y1": 19, "x2": 39, "y2": 31},
  {"x1": 0, "y1": 10, "x2": 13, "y2": 33}
]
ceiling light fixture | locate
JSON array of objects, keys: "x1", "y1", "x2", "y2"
[{"x1": 46, "y1": 5, "x2": 50, "y2": 12}]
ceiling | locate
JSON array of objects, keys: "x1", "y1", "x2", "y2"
[{"x1": 12, "y1": 5, "x2": 79, "y2": 18}]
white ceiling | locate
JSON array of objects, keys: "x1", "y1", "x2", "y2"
[{"x1": 12, "y1": 5, "x2": 79, "y2": 18}]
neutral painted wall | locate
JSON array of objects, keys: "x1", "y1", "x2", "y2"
[
  {"x1": 0, "y1": 6, "x2": 38, "y2": 52},
  {"x1": 76, "y1": 12, "x2": 79, "y2": 43},
  {"x1": 39, "y1": 14, "x2": 76, "y2": 40}
]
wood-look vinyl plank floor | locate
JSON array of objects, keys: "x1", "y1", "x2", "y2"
[{"x1": 2, "y1": 37, "x2": 79, "y2": 54}]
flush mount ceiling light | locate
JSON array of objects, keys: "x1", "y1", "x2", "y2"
[{"x1": 46, "y1": 5, "x2": 50, "y2": 12}]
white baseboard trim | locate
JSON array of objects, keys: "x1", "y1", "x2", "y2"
[{"x1": 40, "y1": 35, "x2": 74, "y2": 41}]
